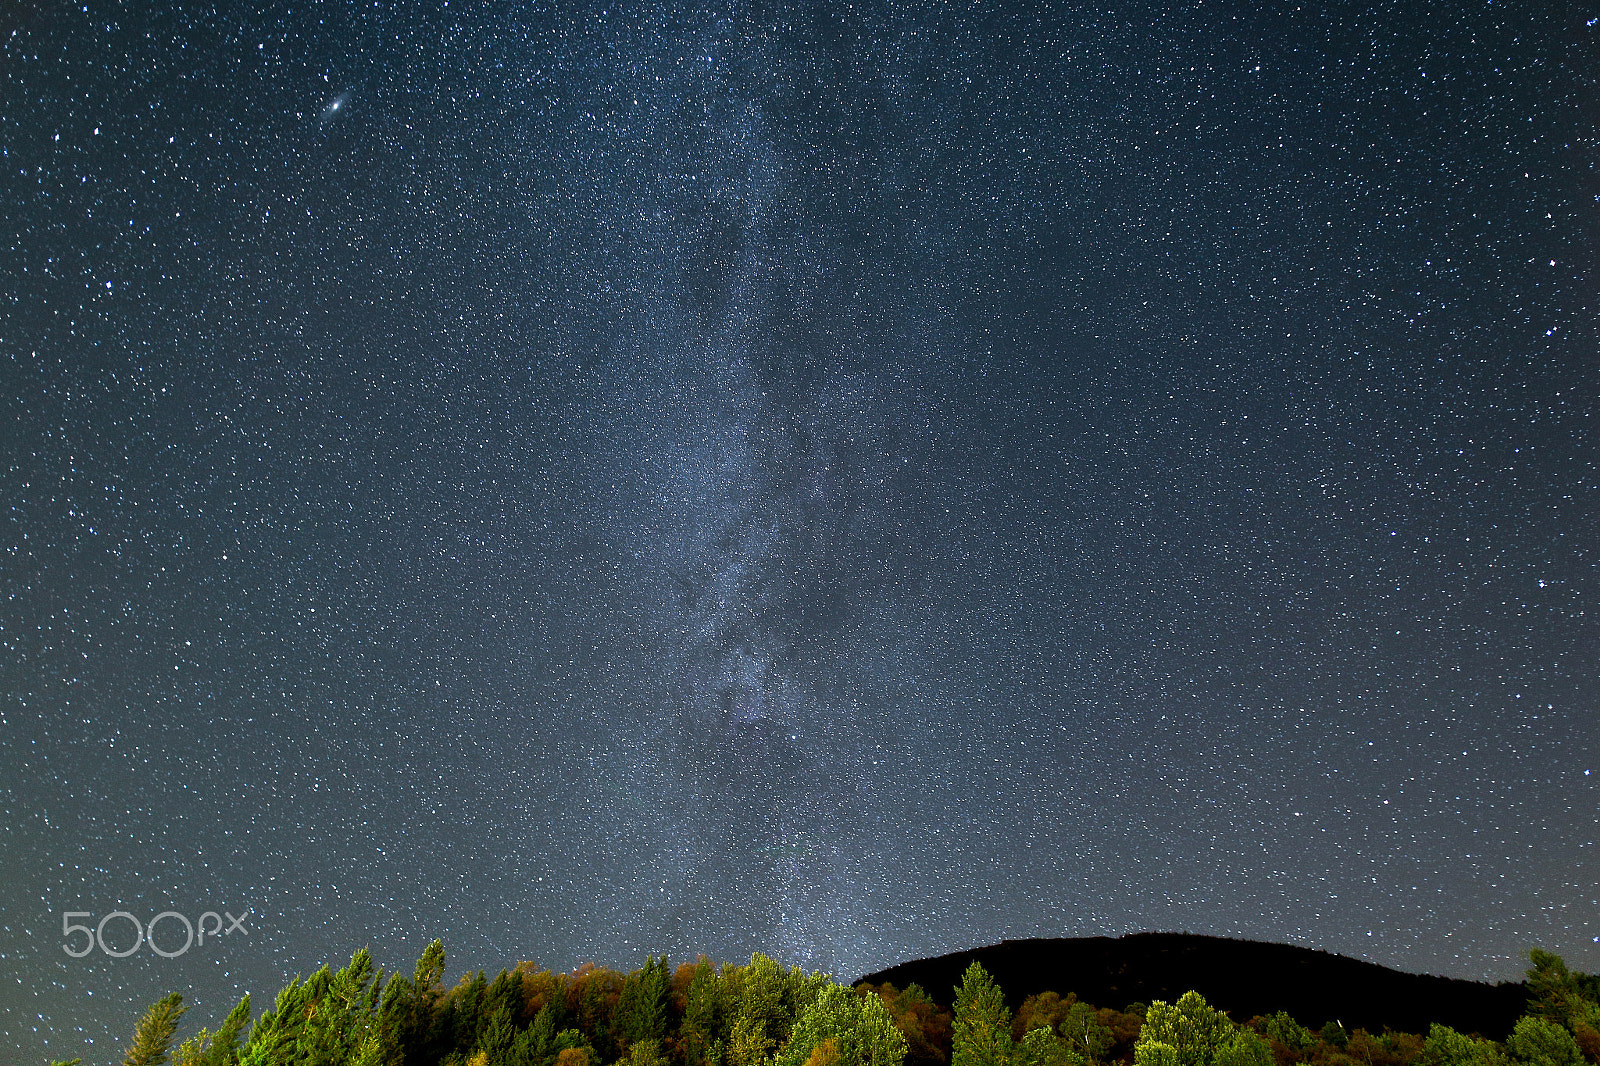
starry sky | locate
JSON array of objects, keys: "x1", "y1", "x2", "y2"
[{"x1": 3, "y1": 0, "x2": 1599, "y2": 1061}]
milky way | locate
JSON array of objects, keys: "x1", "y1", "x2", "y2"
[{"x1": 3, "y1": 2, "x2": 1597, "y2": 1063}]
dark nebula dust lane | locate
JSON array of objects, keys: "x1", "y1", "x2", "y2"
[{"x1": 3, "y1": 1, "x2": 1597, "y2": 1062}]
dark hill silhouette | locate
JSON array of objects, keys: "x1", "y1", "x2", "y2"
[{"x1": 855, "y1": 933, "x2": 1528, "y2": 1041}]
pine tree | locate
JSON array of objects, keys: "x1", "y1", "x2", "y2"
[
  {"x1": 728, "y1": 1015, "x2": 776, "y2": 1066},
  {"x1": 477, "y1": 1005, "x2": 518, "y2": 1061},
  {"x1": 416, "y1": 940, "x2": 447, "y2": 995},
  {"x1": 735, "y1": 954, "x2": 796, "y2": 1053},
  {"x1": 1135, "y1": 993, "x2": 1233, "y2": 1066},
  {"x1": 450, "y1": 970, "x2": 491, "y2": 1056},
  {"x1": 1014, "y1": 1027, "x2": 1082, "y2": 1066},
  {"x1": 952, "y1": 963, "x2": 1012, "y2": 1066},
  {"x1": 124, "y1": 993, "x2": 188, "y2": 1066},
  {"x1": 682, "y1": 958, "x2": 725, "y2": 1066},
  {"x1": 205, "y1": 994, "x2": 253, "y2": 1066},
  {"x1": 615, "y1": 957, "x2": 671, "y2": 1053},
  {"x1": 858, "y1": 990, "x2": 912, "y2": 1066},
  {"x1": 507, "y1": 1020, "x2": 548, "y2": 1066},
  {"x1": 238, "y1": 977, "x2": 311, "y2": 1066},
  {"x1": 1508, "y1": 1017, "x2": 1584, "y2": 1066}
]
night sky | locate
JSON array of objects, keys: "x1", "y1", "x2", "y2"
[{"x1": 3, "y1": 0, "x2": 1599, "y2": 1062}]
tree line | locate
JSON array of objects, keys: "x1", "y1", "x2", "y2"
[{"x1": 79, "y1": 943, "x2": 1600, "y2": 1066}]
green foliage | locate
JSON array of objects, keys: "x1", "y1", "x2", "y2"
[
  {"x1": 953, "y1": 963, "x2": 1013, "y2": 1066},
  {"x1": 1257, "y1": 1014, "x2": 1316, "y2": 1055},
  {"x1": 1136, "y1": 1041, "x2": 1182, "y2": 1066},
  {"x1": 1213, "y1": 1030, "x2": 1274, "y2": 1066},
  {"x1": 617, "y1": 957, "x2": 673, "y2": 1055},
  {"x1": 517, "y1": 1005, "x2": 558, "y2": 1063},
  {"x1": 1014, "y1": 1027, "x2": 1085, "y2": 1066},
  {"x1": 1059, "y1": 1003, "x2": 1114, "y2": 1063},
  {"x1": 417, "y1": 940, "x2": 447, "y2": 994},
  {"x1": 1137, "y1": 993, "x2": 1234, "y2": 1066},
  {"x1": 729, "y1": 1015, "x2": 777, "y2": 1066},
  {"x1": 478, "y1": 1005, "x2": 519, "y2": 1060},
  {"x1": 734, "y1": 953, "x2": 808, "y2": 1054},
  {"x1": 555, "y1": 1026, "x2": 598, "y2": 1059},
  {"x1": 238, "y1": 978, "x2": 307, "y2": 1066},
  {"x1": 1507, "y1": 1017, "x2": 1583, "y2": 1066},
  {"x1": 232, "y1": 949, "x2": 394, "y2": 1066},
  {"x1": 1015, "y1": 995, "x2": 1075, "y2": 1043},
  {"x1": 1421, "y1": 1024, "x2": 1507, "y2": 1066},
  {"x1": 774, "y1": 982, "x2": 908, "y2": 1066},
  {"x1": 626, "y1": 1040, "x2": 672, "y2": 1066},
  {"x1": 124, "y1": 992, "x2": 188, "y2": 1066},
  {"x1": 682, "y1": 959, "x2": 728, "y2": 1066},
  {"x1": 128, "y1": 938, "x2": 1600, "y2": 1066},
  {"x1": 865, "y1": 981, "x2": 951, "y2": 1066},
  {"x1": 174, "y1": 1026, "x2": 214, "y2": 1066},
  {"x1": 1525, "y1": 949, "x2": 1600, "y2": 1066}
]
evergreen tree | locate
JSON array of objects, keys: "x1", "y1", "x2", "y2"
[
  {"x1": 174, "y1": 1026, "x2": 215, "y2": 1066},
  {"x1": 172, "y1": 995, "x2": 253, "y2": 1066},
  {"x1": 728, "y1": 1015, "x2": 776, "y2": 1066},
  {"x1": 507, "y1": 1019, "x2": 549, "y2": 1066},
  {"x1": 682, "y1": 959, "x2": 725, "y2": 1066},
  {"x1": 737, "y1": 954, "x2": 797, "y2": 1053},
  {"x1": 350, "y1": 1031, "x2": 388, "y2": 1066},
  {"x1": 1135, "y1": 993, "x2": 1232, "y2": 1066},
  {"x1": 374, "y1": 972, "x2": 415, "y2": 1066},
  {"x1": 450, "y1": 970, "x2": 491, "y2": 1057},
  {"x1": 616, "y1": 958, "x2": 672, "y2": 1054},
  {"x1": 1507, "y1": 1018, "x2": 1583, "y2": 1066},
  {"x1": 208, "y1": 994, "x2": 253, "y2": 1066},
  {"x1": 1014, "y1": 1028, "x2": 1082, "y2": 1066},
  {"x1": 1526, "y1": 951, "x2": 1600, "y2": 1061},
  {"x1": 952, "y1": 962, "x2": 1012, "y2": 1066},
  {"x1": 1421, "y1": 1024, "x2": 1507, "y2": 1066},
  {"x1": 1257, "y1": 1013, "x2": 1316, "y2": 1056},
  {"x1": 416, "y1": 941, "x2": 447, "y2": 996},
  {"x1": 124, "y1": 993, "x2": 188, "y2": 1066},
  {"x1": 487, "y1": 970, "x2": 529, "y2": 1027},
  {"x1": 300, "y1": 949, "x2": 381, "y2": 1066},
  {"x1": 239, "y1": 978, "x2": 312, "y2": 1066},
  {"x1": 477, "y1": 1005, "x2": 518, "y2": 1062}
]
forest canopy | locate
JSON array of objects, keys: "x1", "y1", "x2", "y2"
[{"x1": 78, "y1": 944, "x2": 1600, "y2": 1066}]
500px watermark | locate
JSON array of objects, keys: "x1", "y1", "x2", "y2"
[{"x1": 62, "y1": 909, "x2": 251, "y2": 958}]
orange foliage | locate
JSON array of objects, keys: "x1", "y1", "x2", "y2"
[
  {"x1": 522, "y1": 967, "x2": 569, "y2": 1018},
  {"x1": 860, "y1": 982, "x2": 952, "y2": 1066},
  {"x1": 1344, "y1": 1029, "x2": 1424, "y2": 1066},
  {"x1": 1098, "y1": 1007, "x2": 1145, "y2": 1062},
  {"x1": 1015, "y1": 992, "x2": 1078, "y2": 1042},
  {"x1": 806, "y1": 1038, "x2": 843, "y2": 1066},
  {"x1": 567, "y1": 962, "x2": 625, "y2": 1030},
  {"x1": 1574, "y1": 1022, "x2": 1600, "y2": 1065}
]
